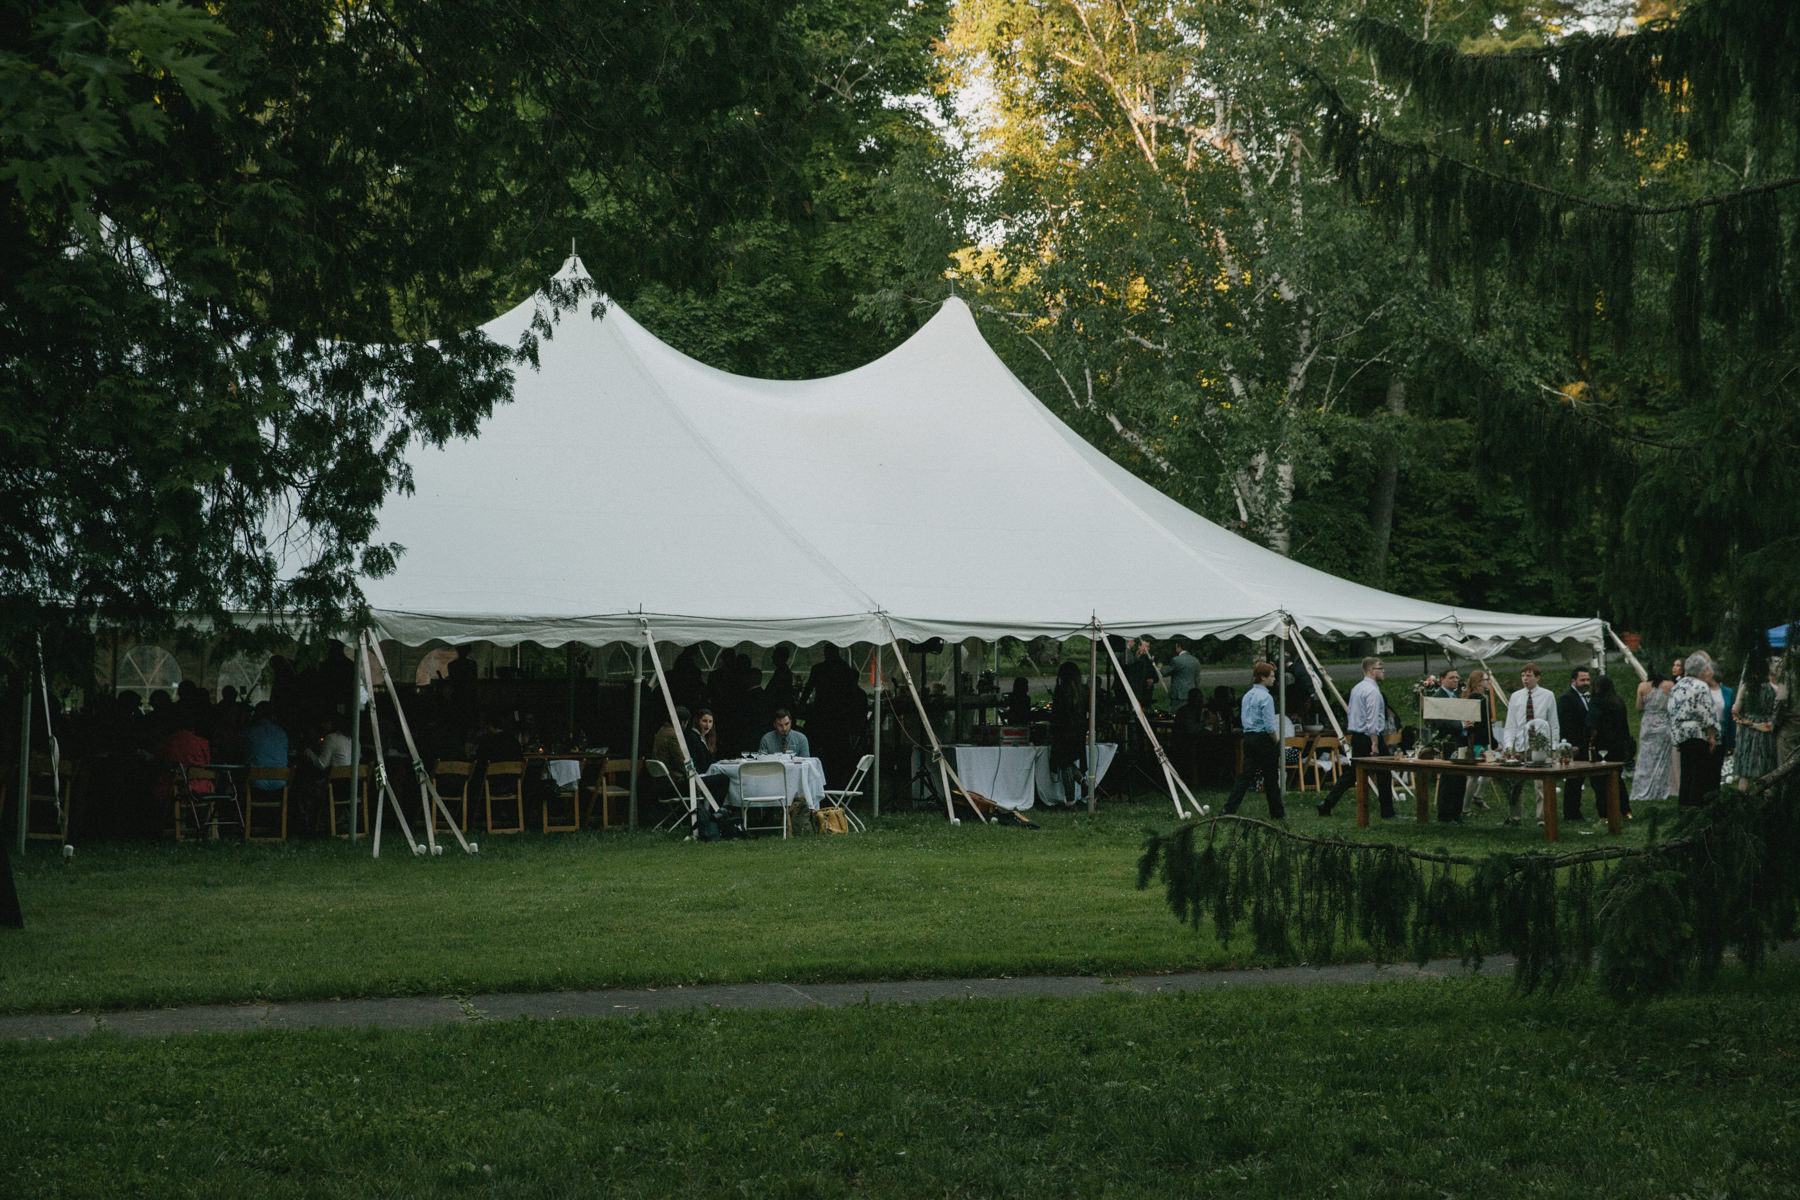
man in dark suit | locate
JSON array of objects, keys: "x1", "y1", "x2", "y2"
[{"x1": 1557, "y1": 667, "x2": 1595, "y2": 821}]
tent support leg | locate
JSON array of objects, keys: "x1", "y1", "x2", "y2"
[
  {"x1": 881, "y1": 623, "x2": 984, "y2": 823},
  {"x1": 639, "y1": 625, "x2": 721, "y2": 839},
  {"x1": 362, "y1": 634, "x2": 474, "y2": 855},
  {"x1": 1097, "y1": 629, "x2": 1199, "y2": 819}
]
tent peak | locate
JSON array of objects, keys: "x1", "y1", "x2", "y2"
[{"x1": 554, "y1": 251, "x2": 592, "y2": 283}]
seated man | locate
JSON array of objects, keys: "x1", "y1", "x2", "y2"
[
  {"x1": 757, "y1": 709, "x2": 811, "y2": 757},
  {"x1": 242, "y1": 702, "x2": 291, "y2": 790}
]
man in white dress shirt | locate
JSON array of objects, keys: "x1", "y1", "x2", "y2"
[
  {"x1": 1317, "y1": 657, "x2": 1395, "y2": 819},
  {"x1": 1499, "y1": 663, "x2": 1560, "y2": 825}
]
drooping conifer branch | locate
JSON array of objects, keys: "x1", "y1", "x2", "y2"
[{"x1": 1139, "y1": 776, "x2": 1798, "y2": 1002}]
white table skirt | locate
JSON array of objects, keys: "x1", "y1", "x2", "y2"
[
  {"x1": 704, "y1": 755, "x2": 828, "y2": 810},
  {"x1": 943, "y1": 743, "x2": 1118, "y2": 810}
]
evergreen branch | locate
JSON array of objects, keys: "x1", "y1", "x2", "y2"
[
  {"x1": 1363, "y1": 127, "x2": 1800, "y2": 217},
  {"x1": 1194, "y1": 812, "x2": 1650, "y2": 870}
]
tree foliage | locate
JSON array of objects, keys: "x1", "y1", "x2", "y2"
[
  {"x1": 0, "y1": 0, "x2": 833, "y2": 650},
  {"x1": 625, "y1": 0, "x2": 966, "y2": 380},
  {"x1": 1319, "y1": 0, "x2": 1800, "y2": 641}
]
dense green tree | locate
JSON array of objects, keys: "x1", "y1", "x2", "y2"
[
  {"x1": 940, "y1": 0, "x2": 1596, "y2": 610},
  {"x1": 1320, "y1": 0, "x2": 1800, "y2": 643},
  {"x1": 0, "y1": 0, "x2": 841, "y2": 652},
  {"x1": 623, "y1": 0, "x2": 965, "y2": 380}
]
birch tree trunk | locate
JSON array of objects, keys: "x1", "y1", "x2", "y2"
[{"x1": 1368, "y1": 375, "x2": 1406, "y2": 586}]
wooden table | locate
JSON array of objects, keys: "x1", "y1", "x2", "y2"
[{"x1": 1350, "y1": 755, "x2": 1625, "y2": 842}]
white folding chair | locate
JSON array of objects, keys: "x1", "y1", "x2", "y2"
[
  {"x1": 644, "y1": 759, "x2": 697, "y2": 833},
  {"x1": 737, "y1": 760, "x2": 791, "y2": 838},
  {"x1": 819, "y1": 753, "x2": 873, "y2": 832}
]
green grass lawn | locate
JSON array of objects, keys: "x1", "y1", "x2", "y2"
[
  {"x1": 7, "y1": 795, "x2": 1792, "y2": 1198},
  {"x1": 5, "y1": 795, "x2": 1675, "y2": 1015},
  {"x1": 4, "y1": 966, "x2": 1796, "y2": 1198}
]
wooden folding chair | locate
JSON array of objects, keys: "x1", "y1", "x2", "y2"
[
  {"x1": 586, "y1": 758, "x2": 630, "y2": 829},
  {"x1": 25, "y1": 753, "x2": 75, "y2": 844},
  {"x1": 1283, "y1": 736, "x2": 1312, "y2": 791},
  {"x1": 1307, "y1": 736, "x2": 1342, "y2": 791},
  {"x1": 541, "y1": 762, "x2": 581, "y2": 833},
  {"x1": 326, "y1": 764, "x2": 372, "y2": 838},
  {"x1": 484, "y1": 761, "x2": 525, "y2": 834},
  {"x1": 429, "y1": 761, "x2": 472, "y2": 836},
  {"x1": 244, "y1": 766, "x2": 292, "y2": 841}
]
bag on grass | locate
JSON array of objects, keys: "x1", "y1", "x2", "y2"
[{"x1": 812, "y1": 807, "x2": 850, "y2": 835}]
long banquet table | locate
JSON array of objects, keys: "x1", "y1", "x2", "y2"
[
  {"x1": 1349, "y1": 754, "x2": 1625, "y2": 843},
  {"x1": 940, "y1": 743, "x2": 1119, "y2": 810}
]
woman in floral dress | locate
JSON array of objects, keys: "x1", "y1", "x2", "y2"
[{"x1": 1630, "y1": 672, "x2": 1676, "y2": 807}]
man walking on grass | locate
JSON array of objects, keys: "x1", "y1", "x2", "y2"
[
  {"x1": 1317, "y1": 657, "x2": 1395, "y2": 819},
  {"x1": 1223, "y1": 662, "x2": 1286, "y2": 820}
]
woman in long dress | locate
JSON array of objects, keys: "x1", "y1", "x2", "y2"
[
  {"x1": 1630, "y1": 672, "x2": 1676, "y2": 807},
  {"x1": 1731, "y1": 662, "x2": 1779, "y2": 788}
]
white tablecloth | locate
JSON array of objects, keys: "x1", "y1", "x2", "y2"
[
  {"x1": 704, "y1": 755, "x2": 828, "y2": 810},
  {"x1": 545, "y1": 759, "x2": 582, "y2": 789},
  {"x1": 944, "y1": 743, "x2": 1118, "y2": 810}
]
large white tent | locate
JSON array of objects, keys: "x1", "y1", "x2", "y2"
[{"x1": 361, "y1": 255, "x2": 1603, "y2": 658}]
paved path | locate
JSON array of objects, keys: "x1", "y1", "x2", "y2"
[{"x1": 1, "y1": 955, "x2": 1518, "y2": 1042}]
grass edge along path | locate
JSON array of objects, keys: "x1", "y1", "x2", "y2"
[{"x1": 2, "y1": 964, "x2": 1797, "y2": 1199}]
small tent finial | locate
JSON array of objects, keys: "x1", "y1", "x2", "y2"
[{"x1": 571, "y1": 236, "x2": 577, "y2": 257}]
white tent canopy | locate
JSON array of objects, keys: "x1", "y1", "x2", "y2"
[{"x1": 361, "y1": 255, "x2": 1604, "y2": 658}]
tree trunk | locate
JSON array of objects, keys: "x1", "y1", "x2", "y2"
[{"x1": 1369, "y1": 376, "x2": 1405, "y2": 587}]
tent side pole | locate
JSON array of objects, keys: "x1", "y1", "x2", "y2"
[
  {"x1": 348, "y1": 640, "x2": 366, "y2": 843},
  {"x1": 1278, "y1": 631, "x2": 1288, "y2": 805},
  {"x1": 628, "y1": 644, "x2": 643, "y2": 830},
  {"x1": 870, "y1": 644, "x2": 882, "y2": 819},
  {"x1": 1086, "y1": 620, "x2": 1098, "y2": 813},
  {"x1": 16, "y1": 685, "x2": 31, "y2": 855}
]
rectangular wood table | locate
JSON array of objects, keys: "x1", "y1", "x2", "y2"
[{"x1": 1349, "y1": 755, "x2": 1626, "y2": 843}]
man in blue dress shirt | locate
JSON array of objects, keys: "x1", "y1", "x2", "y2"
[
  {"x1": 1317, "y1": 656, "x2": 1396, "y2": 818},
  {"x1": 758, "y1": 709, "x2": 812, "y2": 757},
  {"x1": 1223, "y1": 662, "x2": 1286, "y2": 819}
]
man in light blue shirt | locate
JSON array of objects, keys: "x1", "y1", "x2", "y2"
[
  {"x1": 758, "y1": 709, "x2": 812, "y2": 757},
  {"x1": 1223, "y1": 662, "x2": 1286, "y2": 819},
  {"x1": 1317, "y1": 656, "x2": 1396, "y2": 818}
]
